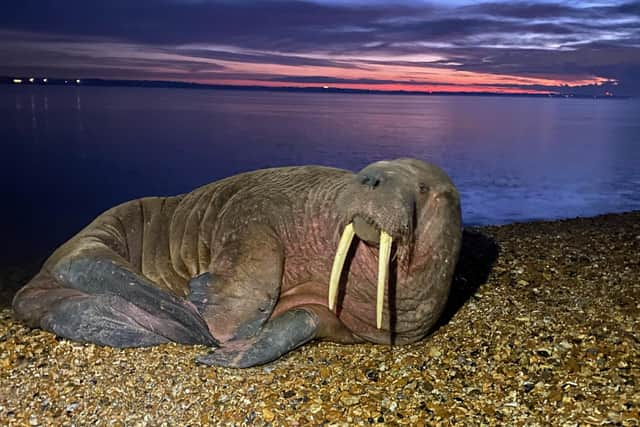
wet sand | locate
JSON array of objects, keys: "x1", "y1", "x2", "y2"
[{"x1": 1, "y1": 211, "x2": 639, "y2": 425}]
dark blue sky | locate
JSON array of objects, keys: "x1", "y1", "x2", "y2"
[{"x1": 1, "y1": 0, "x2": 639, "y2": 95}]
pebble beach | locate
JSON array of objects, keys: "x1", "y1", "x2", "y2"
[{"x1": 1, "y1": 211, "x2": 638, "y2": 426}]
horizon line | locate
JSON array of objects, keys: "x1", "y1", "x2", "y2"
[{"x1": 0, "y1": 76, "x2": 629, "y2": 99}]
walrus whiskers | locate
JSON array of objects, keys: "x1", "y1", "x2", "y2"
[{"x1": 328, "y1": 223, "x2": 355, "y2": 311}]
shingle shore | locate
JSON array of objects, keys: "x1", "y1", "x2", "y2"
[{"x1": 1, "y1": 211, "x2": 639, "y2": 426}]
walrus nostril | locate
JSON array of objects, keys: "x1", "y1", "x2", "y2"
[{"x1": 360, "y1": 172, "x2": 383, "y2": 188}]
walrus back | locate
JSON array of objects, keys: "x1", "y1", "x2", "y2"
[
  {"x1": 41, "y1": 165, "x2": 349, "y2": 297},
  {"x1": 42, "y1": 196, "x2": 191, "y2": 297}
]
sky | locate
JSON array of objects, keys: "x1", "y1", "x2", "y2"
[{"x1": 1, "y1": 0, "x2": 639, "y2": 95}]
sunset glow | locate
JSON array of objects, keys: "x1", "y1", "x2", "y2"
[{"x1": 1, "y1": 0, "x2": 638, "y2": 95}]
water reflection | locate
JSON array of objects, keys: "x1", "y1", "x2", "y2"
[
  {"x1": 1, "y1": 86, "x2": 639, "y2": 260},
  {"x1": 30, "y1": 94, "x2": 37, "y2": 131}
]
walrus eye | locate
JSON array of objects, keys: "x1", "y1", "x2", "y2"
[{"x1": 419, "y1": 183, "x2": 430, "y2": 194}]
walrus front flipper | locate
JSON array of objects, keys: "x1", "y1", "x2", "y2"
[
  {"x1": 193, "y1": 225, "x2": 285, "y2": 343},
  {"x1": 195, "y1": 308, "x2": 319, "y2": 368},
  {"x1": 194, "y1": 303, "x2": 358, "y2": 368}
]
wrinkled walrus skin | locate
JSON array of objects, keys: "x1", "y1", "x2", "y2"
[{"x1": 13, "y1": 158, "x2": 462, "y2": 368}]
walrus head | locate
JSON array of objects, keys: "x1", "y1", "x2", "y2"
[{"x1": 331, "y1": 158, "x2": 462, "y2": 333}]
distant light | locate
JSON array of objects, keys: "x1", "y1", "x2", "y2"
[
  {"x1": 43, "y1": 78, "x2": 48, "y2": 83},
  {"x1": 12, "y1": 78, "x2": 22, "y2": 84},
  {"x1": 322, "y1": 85, "x2": 329, "y2": 89},
  {"x1": 76, "y1": 79, "x2": 81, "y2": 84},
  {"x1": 64, "y1": 80, "x2": 68, "y2": 84},
  {"x1": 29, "y1": 77, "x2": 35, "y2": 83}
]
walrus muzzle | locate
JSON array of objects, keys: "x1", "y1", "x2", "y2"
[{"x1": 328, "y1": 223, "x2": 393, "y2": 329}]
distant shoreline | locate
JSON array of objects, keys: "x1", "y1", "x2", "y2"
[{"x1": 0, "y1": 76, "x2": 630, "y2": 100}]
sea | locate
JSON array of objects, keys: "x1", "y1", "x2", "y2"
[{"x1": 1, "y1": 85, "x2": 639, "y2": 260}]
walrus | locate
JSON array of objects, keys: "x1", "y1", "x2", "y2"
[{"x1": 12, "y1": 158, "x2": 462, "y2": 368}]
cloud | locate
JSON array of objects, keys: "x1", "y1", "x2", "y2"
[
  {"x1": 262, "y1": 75, "x2": 438, "y2": 85},
  {"x1": 168, "y1": 47, "x2": 366, "y2": 69},
  {"x1": 1, "y1": 0, "x2": 638, "y2": 95}
]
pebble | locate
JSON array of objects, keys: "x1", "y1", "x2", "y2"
[{"x1": 262, "y1": 408, "x2": 275, "y2": 422}]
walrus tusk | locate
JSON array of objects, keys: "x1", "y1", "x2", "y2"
[
  {"x1": 328, "y1": 223, "x2": 355, "y2": 310},
  {"x1": 329, "y1": 224, "x2": 393, "y2": 330},
  {"x1": 377, "y1": 230, "x2": 392, "y2": 329}
]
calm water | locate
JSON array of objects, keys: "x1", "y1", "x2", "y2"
[{"x1": 2, "y1": 86, "x2": 639, "y2": 260}]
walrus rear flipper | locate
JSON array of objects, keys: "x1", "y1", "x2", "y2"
[
  {"x1": 13, "y1": 258, "x2": 218, "y2": 348},
  {"x1": 40, "y1": 291, "x2": 187, "y2": 347}
]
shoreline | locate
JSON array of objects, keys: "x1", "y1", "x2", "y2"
[{"x1": 1, "y1": 210, "x2": 639, "y2": 425}]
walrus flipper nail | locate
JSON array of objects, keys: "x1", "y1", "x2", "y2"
[{"x1": 195, "y1": 308, "x2": 318, "y2": 368}]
